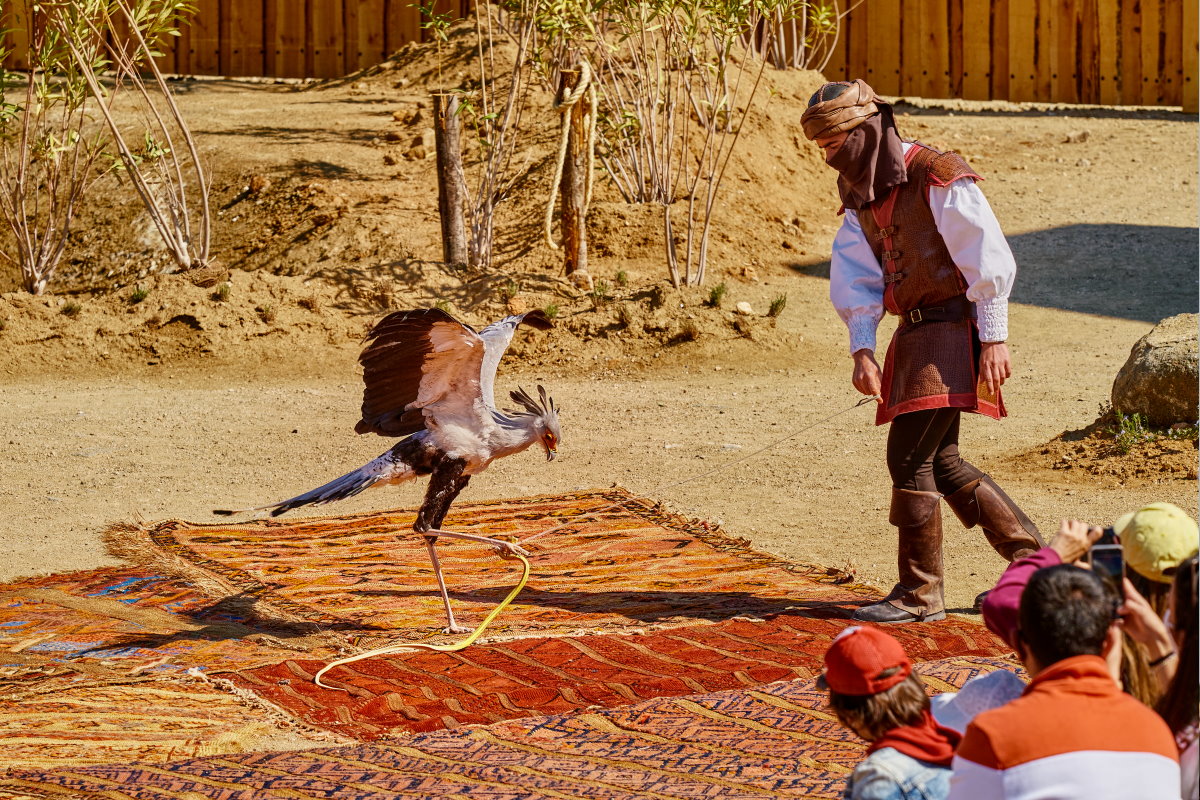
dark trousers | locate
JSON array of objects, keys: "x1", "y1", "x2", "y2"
[{"x1": 885, "y1": 407, "x2": 985, "y2": 494}]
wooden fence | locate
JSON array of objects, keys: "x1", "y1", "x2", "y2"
[
  {"x1": 821, "y1": 0, "x2": 1197, "y2": 111},
  {"x1": 1, "y1": 1, "x2": 1196, "y2": 110}
]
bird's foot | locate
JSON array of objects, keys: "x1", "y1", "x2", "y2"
[
  {"x1": 492, "y1": 539, "x2": 530, "y2": 559},
  {"x1": 442, "y1": 623, "x2": 471, "y2": 635}
]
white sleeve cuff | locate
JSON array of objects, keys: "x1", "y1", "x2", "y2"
[
  {"x1": 976, "y1": 296, "x2": 1009, "y2": 342},
  {"x1": 846, "y1": 313, "x2": 882, "y2": 354}
]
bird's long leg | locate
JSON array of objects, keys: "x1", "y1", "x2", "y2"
[
  {"x1": 414, "y1": 460, "x2": 474, "y2": 635},
  {"x1": 424, "y1": 535, "x2": 468, "y2": 634}
]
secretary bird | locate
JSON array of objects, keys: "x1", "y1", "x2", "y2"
[{"x1": 215, "y1": 307, "x2": 560, "y2": 633}]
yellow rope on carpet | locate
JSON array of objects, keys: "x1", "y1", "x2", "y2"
[{"x1": 313, "y1": 552, "x2": 531, "y2": 691}]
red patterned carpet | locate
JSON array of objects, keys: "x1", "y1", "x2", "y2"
[{"x1": 0, "y1": 489, "x2": 1019, "y2": 797}]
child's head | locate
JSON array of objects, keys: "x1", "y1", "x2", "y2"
[{"x1": 820, "y1": 625, "x2": 929, "y2": 741}]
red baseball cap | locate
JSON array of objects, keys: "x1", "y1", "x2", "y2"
[{"x1": 819, "y1": 625, "x2": 913, "y2": 696}]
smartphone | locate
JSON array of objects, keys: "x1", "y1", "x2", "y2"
[{"x1": 1089, "y1": 543, "x2": 1125, "y2": 599}]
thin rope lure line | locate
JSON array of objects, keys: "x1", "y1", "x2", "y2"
[
  {"x1": 519, "y1": 394, "x2": 881, "y2": 546},
  {"x1": 312, "y1": 393, "x2": 876, "y2": 689},
  {"x1": 313, "y1": 550, "x2": 531, "y2": 690}
]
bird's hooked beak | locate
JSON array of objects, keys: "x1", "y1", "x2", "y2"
[{"x1": 545, "y1": 446, "x2": 557, "y2": 462}]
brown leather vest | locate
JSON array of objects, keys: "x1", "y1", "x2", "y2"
[{"x1": 856, "y1": 144, "x2": 981, "y2": 315}]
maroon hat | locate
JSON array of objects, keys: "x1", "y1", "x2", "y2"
[{"x1": 820, "y1": 626, "x2": 913, "y2": 696}]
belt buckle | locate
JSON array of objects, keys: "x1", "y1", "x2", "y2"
[{"x1": 908, "y1": 308, "x2": 923, "y2": 324}]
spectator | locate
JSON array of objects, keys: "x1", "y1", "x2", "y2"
[
  {"x1": 949, "y1": 565, "x2": 1180, "y2": 799},
  {"x1": 821, "y1": 625, "x2": 960, "y2": 800},
  {"x1": 1122, "y1": 555, "x2": 1198, "y2": 799}
]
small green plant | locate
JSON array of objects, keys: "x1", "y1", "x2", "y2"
[
  {"x1": 129, "y1": 286, "x2": 150, "y2": 304},
  {"x1": 213, "y1": 282, "x2": 231, "y2": 302},
  {"x1": 61, "y1": 301, "x2": 82, "y2": 318},
  {"x1": 589, "y1": 280, "x2": 611, "y2": 309},
  {"x1": 1110, "y1": 410, "x2": 1155, "y2": 455},
  {"x1": 497, "y1": 278, "x2": 519, "y2": 303},
  {"x1": 615, "y1": 270, "x2": 629, "y2": 287},
  {"x1": 434, "y1": 298, "x2": 452, "y2": 314},
  {"x1": 768, "y1": 293, "x2": 788, "y2": 318},
  {"x1": 258, "y1": 304, "x2": 277, "y2": 324},
  {"x1": 543, "y1": 302, "x2": 559, "y2": 319},
  {"x1": 706, "y1": 282, "x2": 727, "y2": 308}
]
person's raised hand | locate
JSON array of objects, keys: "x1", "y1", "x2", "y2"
[
  {"x1": 1049, "y1": 519, "x2": 1103, "y2": 564},
  {"x1": 1118, "y1": 578, "x2": 1174, "y2": 649},
  {"x1": 852, "y1": 349, "x2": 883, "y2": 402},
  {"x1": 979, "y1": 342, "x2": 1012, "y2": 395}
]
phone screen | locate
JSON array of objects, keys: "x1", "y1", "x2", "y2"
[{"x1": 1090, "y1": 544, "x2": 1124, "y2": 599}]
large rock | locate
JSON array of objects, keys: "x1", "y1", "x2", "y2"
[{"x1": 1111, "y1": 313, "x2": 1199, "y2": 427}]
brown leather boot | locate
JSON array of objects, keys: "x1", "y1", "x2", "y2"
[
  {"x1": 943, "y1": 476, "x2": 1045, "y2": 562},
  {"x1": 853, "y1": 488, "x2": 947, "y2": 623}
]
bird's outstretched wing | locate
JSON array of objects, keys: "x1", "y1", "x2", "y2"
[
  {"x1": 355, "y1": 308, "x2": 551, "y2": 437},
  {"x1": 477, "y1": 309, "x2": 552, "y2": 411}
]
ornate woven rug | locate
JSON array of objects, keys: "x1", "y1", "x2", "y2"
[
  {"x1": 223, "y1": 610, "x2": 1009, "y2": 740},
  {"x1": 0, "y1": 656, "x2": 1022, "y2": 799},
  {"x1": 105, "y1": 489, "x2": 876, "y2": 648},
  {"x1": 0, "y1": 489, "x2": 1015, "y2": 783}
]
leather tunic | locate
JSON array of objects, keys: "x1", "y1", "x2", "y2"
[{"x1": 856, "y1": 143, "x2": 1005, "y2": 425}]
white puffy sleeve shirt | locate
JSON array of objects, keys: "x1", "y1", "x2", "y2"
[{"x1": 829, "y1": 147, "x2": 1016, "y2": 354}]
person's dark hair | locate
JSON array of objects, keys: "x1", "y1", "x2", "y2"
[
  {"x1": 1018, "y1": 564, "x2": 1118, "y2": 667},
  {"x1": 807, "y1": 81, "x2": 852, "y2": 107},
  {"x1": 828, "y1": 671, "x2": 929, "y2": 741},
  {"x1": 1156, "y1": 555, "x2": 1198, "y2": 735}
]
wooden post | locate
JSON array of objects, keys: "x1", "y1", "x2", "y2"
[
  {"x1": 433, "y1": 93, "x2": 467, "y2": 266},
  {"x1": 558, "y1": 68, "x2": 590, "y2": 284}
]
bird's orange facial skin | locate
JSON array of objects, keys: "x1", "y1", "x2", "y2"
[{"x1": 543, "y1": 433, "x2": 557, "y2": 461}]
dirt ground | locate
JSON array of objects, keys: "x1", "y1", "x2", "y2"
[{"x1": 0, "y1": 37, "x2": 1196, "y2": 615}]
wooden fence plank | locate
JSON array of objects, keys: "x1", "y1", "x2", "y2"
[
  {"x1": 1054, "y1": 0, "x2": 1078, "y2": 103},
  {"x1": 899, "y1": 0, "x2": 921, "y2": 95},
  {"x1": 1161, "y1": 0, "x2": 1181, "y2": 104},
  {"x1": 346, "y1": 0, "x2": 387, "y2": 73},
  {"x1": 1008, "y1": 0, "x2": 1037, "y2": 101},
  {"x1": 1119, "y1": 0, "x2": 1142, "y2": 103},
  {"x1": 1037, "y1": 0, "x2": 1055, "y2": 101},
  {"x1": 385, "y1": 0, "x2": 422, "y2": 55},
  {"x1": 1185, "y1": 0, "x2": 1198, "y2": 111},
  {"x1": 224, "y1": 0, "x2": 265, "y2": 76},
  {"x1": 2, "y1": 2, "x2": 32, "y2": 72},
  {"x1": 188, "y1": 0, "x2": 221, "y2": 75},
  {"x1": 265, "y1": 0, "x2": 305, "y2": 78},
  {"x1": 846, "y1": 0, "x2": 868, "y2": 81},
  {"x1": 948, "y1": 0, "x2": 964, "y2": 97},
  {"x1": 309, "y1": 0, "x2": 344, "y2": 78},
  {"x1": 961, "y1": 0, "x2": 991, "y2": 98},
  {"x1": 1096, "y1": 0, "x2": 1118, "y2": 101},
  {"x1": 1141, "y1": 0, "x2": 1162, "y2": 103},
  {"x1": 992, "y1": 0, "x2": 1010, "y2": 98},
  {"x1": 921, "y1": 0, "x2": 950, "y2": 97},
  {"x1": 867, "y1": 0, "x2": 901, "y2": 95}
]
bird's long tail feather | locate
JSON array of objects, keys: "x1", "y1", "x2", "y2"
[{"x1": 214, "y1": 449, "x2": 413, "y2": 517}]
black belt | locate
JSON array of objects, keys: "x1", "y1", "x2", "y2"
[{"x1": 897, "y1": 295, "x2": 976, "y2": 326}]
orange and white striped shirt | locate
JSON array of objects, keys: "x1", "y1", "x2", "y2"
[{"x1": 948, "y1": 655, "x2": 1180, "y2": 800}]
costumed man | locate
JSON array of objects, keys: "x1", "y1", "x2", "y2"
[{"x1": 801, "y1": 79, "x2": 1045, "y2": 624}]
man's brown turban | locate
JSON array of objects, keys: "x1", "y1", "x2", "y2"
[{"x1": 800, "y1": 79, "x2": 881, "y2": 141}]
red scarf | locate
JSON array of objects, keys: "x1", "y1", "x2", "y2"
[{"x1": 867, "y1": 710, "x2": 961, "y2": 767}]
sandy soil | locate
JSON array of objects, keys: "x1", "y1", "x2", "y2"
[{"x1": 0, "y1": 38, "x2": 1195, "y2": 616}]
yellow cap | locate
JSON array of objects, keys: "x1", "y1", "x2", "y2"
[{"x1": 1115, "y1": 502, "x2": 1200, "y2": 583}]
